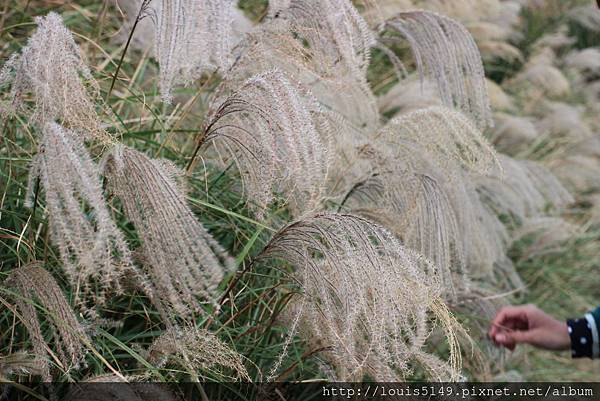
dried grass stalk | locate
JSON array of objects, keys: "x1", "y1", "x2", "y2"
[
  {"x1": 27, "y1": 123, "x2": 134, "y2": 308},
  {"x1": 258, "y1": 212, "x2": 464, "y2": 381},
  {"x1": 5, "y1": 263, "x2": 89, "y2": 381},
  {"x1": 102, "y1": 145, "x2": 234, "y2": 316},
  {"x1": 0, "y1": 13, "x2": 106, "y2": 141},
  {"x1": 382, "y1": 10, "x2": 493, "y2": 128}
]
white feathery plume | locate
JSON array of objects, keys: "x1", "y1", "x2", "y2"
[
  {"x1": 149, "y1": 0, "x2": 235, "y2": 103},
  {"x1": 269, "y1": 0, "x2": 375, "y2": 80},
  {"x1": 376, "y1": 106, "x2": 500, "y2": 175},
  {"x1": 147, "y1": 326, "x2": 250, "y2": 381},
  {"x1": 195, "y1": 69, "x2": 332, "y2": 218},
  {"x1": 231, "y1": 0, "x2": 380, "y2": 133},
  {"x1": 102, "y1": 145, "x2": 234, "y2": 316},
  {"x1": 381, "y1": 10, "x2": 493, "y2": 128},
  {"x1": 0, "y1": 13, "x2": 106, "y2": 141},
  {"x1": 258, "y1": 212, "x2": 464, "y2": 381},
  {"x1": 340, "y1": 107, "x2": 505, "y2": 294},
  {"x1": 27, "y1": 123, "x2": 134, "y2": 308},
  {"x1": 5, "y1": 263, "x2": 90, "y2": 381}
]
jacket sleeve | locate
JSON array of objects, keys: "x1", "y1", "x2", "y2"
[{"x1": 567, "y1": 306, "x2": 600, "y2": 358}]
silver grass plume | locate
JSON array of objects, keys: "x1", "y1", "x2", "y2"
[
  {"x1": 376, "y1": 107, "x2": 499, "y2": 175},
  {"x1": 232, "y1": 0, "x2": 380, "y2": 132},
  {"x1": 196, "y1": 69, "x2": 332, "y2": 218},
  {"x1": 102, "y1": 145, "x2": 234, "y2": 316},
  {"x1": 258, "y1": 212, "x2": 464, "y2": 381},
  {"x1": 269, "y1": 0, "x2": 375, "y2": 81},
  {"x1": 5, "y1": 263, "x2": 90, "y2": 381},
  {"x1": 0, "y1": 13, "x2": 106, "y2": 141},
  {"x1": 343, "y1": 107, "x2": 502, "y2": 296},
  {"x1": 343, "y1": 145, "x2": 468, "y2": 299},
  {"x1": 149, "y1": 0, "x2": 235, "y2": 103},
  {"x1": 27, "y1": 123, "x2": 134, "y2": 308},
  {"x1": 147, "y1": 326, "x2": 249, "y2": 381},
  {"x1": 381, "y1": 10, "x2": 493, "y2": 128}
]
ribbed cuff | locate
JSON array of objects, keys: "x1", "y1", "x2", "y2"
[{"x1": 567, "y1": 317, "x2": 595, "y2": 358}]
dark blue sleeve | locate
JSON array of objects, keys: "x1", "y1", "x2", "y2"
[{"x1": 567, "y1": 306, "x2": 600, "y2": 359}]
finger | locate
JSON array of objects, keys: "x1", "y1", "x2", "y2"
[
  {"x1": 492, "y1": 306, "x2": 529, "y2": 331},
  {"x1": 490, "y1": 306, "x2": 528, "y2": 337},
  {"x1": 495, "y1": 330, "x2": 533, "y2": 350},
  {"x1": 494, "y1": 333, "x2": 515, "y2": 350}
]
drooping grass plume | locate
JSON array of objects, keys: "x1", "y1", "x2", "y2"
[
  {"x1": 5, "y1": 263, "x2": 90, "y2": 381},
  {"x1": 148, "y1": 0, "x2": 235, "y2": 103},
  {"x1": 375, "y1": 106, "x2": 499, "y2": 175},
  {"x1": 342, "y1": 156, "x2": 467, "y2": 298},
  {"x1": 232, "y1": 0, "x2": 380, "y2": 133},
  {"x1": 341, "y1": 107, "x2": 504, "y2": 295},
  {"x1": 147, "y1": 326, "x2": 249, "y2": 381},
  {"x1": 257, "y1": 212, "x2": 464, "y2": 381},
  {"x1": 194, "y1": 69, "x2": 332, "y2": 218},
  {"x1": 381, "y1": 10, "x2": 493, "y2": 128},
  {"x1": 102, "y1": 145, "x2": 234, "y2": 316},
  {"x1": 269, "y1": 0, "x2": 375, "y2": 81},
  {"x1": 27, "y1": 122, "x2": 134, "y2": 309},
  {"x1": 0, "y1": 13, "x2": 106, "y2": 141}
]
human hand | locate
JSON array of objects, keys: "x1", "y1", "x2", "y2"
[{"x1": 489, "y1": 304, "x2": 570, "y2": 351}]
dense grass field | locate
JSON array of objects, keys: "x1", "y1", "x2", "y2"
[{"x1": 1, "y1": 0, "x2": 600, "y2": 392}]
